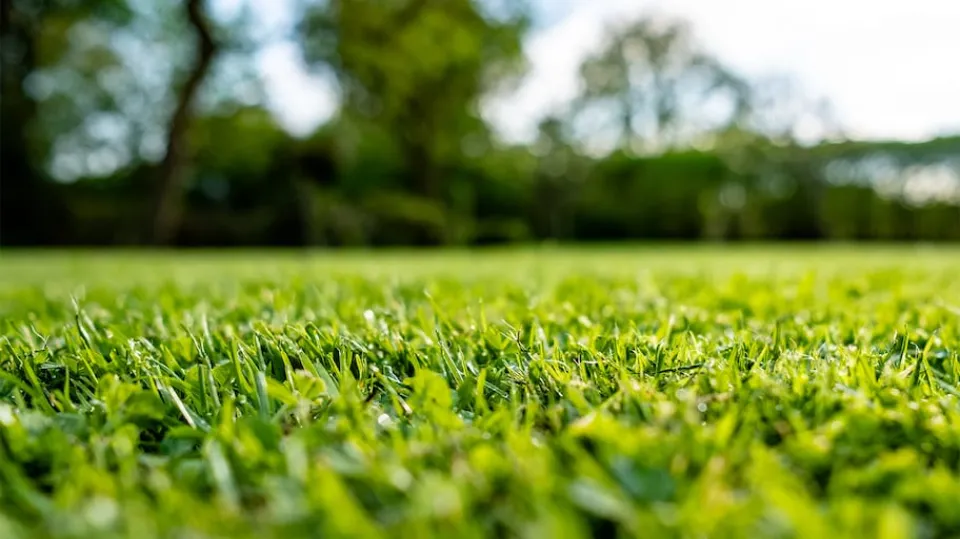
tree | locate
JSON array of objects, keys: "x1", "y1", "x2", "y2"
[
  {"x1": 298, "y1": 0, "x2": 529, "y2": 201},
  {"x1": 530, "y1": 116, "x2": 588, "y2": 239},
  {"x1": 0, "y1": 0, "x2": 132, "y2": 244},
  {"x1": 147, "y1": 0, "x2": 219, "y2": 245},
  {"x1": 575, "y1": 14, "x2": 751, "y2": 155},
  {"x1": 1, "y1": 0, "x2": 44, "y2": 244}
]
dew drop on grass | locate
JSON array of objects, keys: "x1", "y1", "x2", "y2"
[
  {"x1": 364, "y1": 309, "x2": 375, "y2": 322},
  {"x1": 0, "y1": 404, "x2": 14, "y2": 425},
  {"x1": 389, "y1": 467, "x2": 413, "y2": 490},
  {"x1": 697, "y1": 402, "x2": 707, "y2": 413},
  {"x1": 84, "y1": 497, "x2": 119, "y2": 529}
]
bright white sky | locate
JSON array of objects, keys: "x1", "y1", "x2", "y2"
[{"x1": 236, "y1": 0, "x2": 960, "y2": 143}]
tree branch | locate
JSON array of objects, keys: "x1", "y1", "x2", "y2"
[{"x1": 148, "y1": 0, "x2": 218, "y2": 245}]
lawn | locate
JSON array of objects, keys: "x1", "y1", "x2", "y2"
[{"x1": 2, "y1": 246, "x2": 960, "y2": 539}]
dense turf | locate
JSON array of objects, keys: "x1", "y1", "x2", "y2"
[{"x1": 2, "y1": 247, "x2": 960, "y2": 539}]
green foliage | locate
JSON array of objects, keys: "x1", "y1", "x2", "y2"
[
  {"x1": 2, "y1": 247, "x2": 960, "y2": 538},
  {"x1": 298, "y1": 0, "x2": 529, "y2": 197},
  {"x1": 190, "y1": 107, "x2": 288, "y2": 180}
]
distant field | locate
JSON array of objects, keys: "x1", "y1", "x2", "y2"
[{"x1": 2, "y1": 246, "x2": 960, "y2": 538}]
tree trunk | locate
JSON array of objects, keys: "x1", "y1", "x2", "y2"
[
  {"x1": 407, "y1": 140, "x2": 439, "y2": 201},
  {"x1": 147, "y1": 0, "x2": 217, "y2": 245}
]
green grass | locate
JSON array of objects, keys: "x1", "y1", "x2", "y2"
[{"x1": 2, "y1": 246, "x2": 960, "y2": 539}]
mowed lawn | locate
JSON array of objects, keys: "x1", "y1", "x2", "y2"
[{"x1": 2, "y1": 246, "x2": 960, "y2": 539}]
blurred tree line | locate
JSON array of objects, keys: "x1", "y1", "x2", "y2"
[{"x1": 2, "y1": 0, "x2": 958, "y2": 247}]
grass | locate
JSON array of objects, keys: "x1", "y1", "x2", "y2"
[{"x1": 2, "y1": 245, "x2": 960, "y2": 539}]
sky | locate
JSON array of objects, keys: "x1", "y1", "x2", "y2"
[{"x1": 235, "y1": 0, "x2": 960, "y2": 143}]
